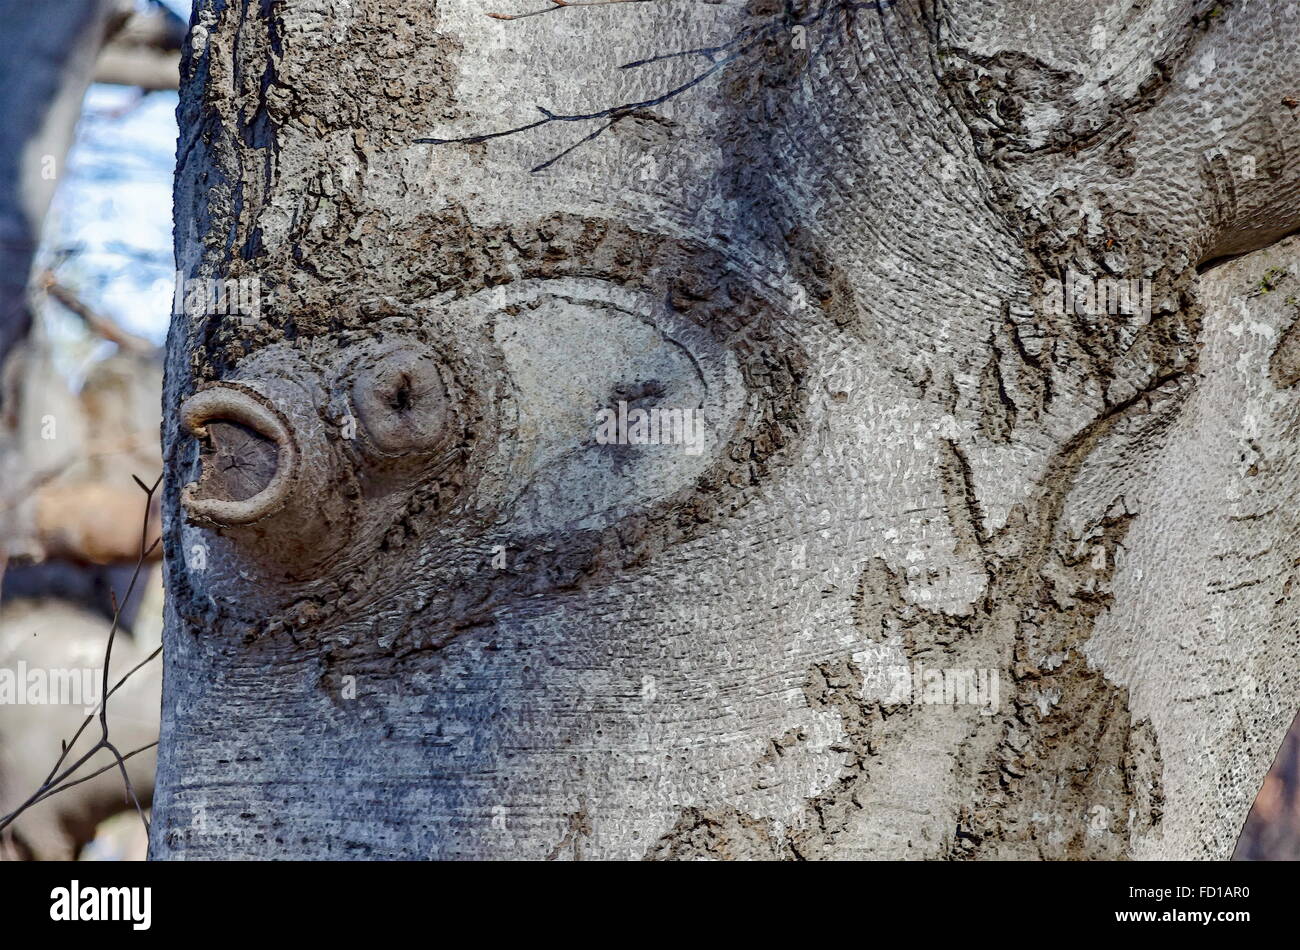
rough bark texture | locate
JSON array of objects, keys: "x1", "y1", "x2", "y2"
[{"x1": 155, "y1": 0, "x2": 1300, "y2": 859}]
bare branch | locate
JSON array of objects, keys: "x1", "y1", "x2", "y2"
[
  {"x1": 35, "y1": 644, "x2": 161, "y2": 792},
  {"x1": 487, "y1": 0, "x2": 656, "y2": 22},
  {"x1": 0, "y1": 473, "x2": 163, "y2": 842},
  {"x1": 38, "y1": 270, "x2": 157, "y2": 356},
  {"x1": 31, "y1": 742, "x2": 158, "y2": 807},
  {"x1": 103, "y1": 741, "x2": 150, "y2": 834},
  {"x1": 419, "y1": 0, "x2": 896, "y2": 172}
]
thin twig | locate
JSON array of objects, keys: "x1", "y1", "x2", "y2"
[
  {"x1": 417, "y1": 19, "x2": 781, "y2": 171},
  {"x1": 421, "y1": 0, "x2": 895, "y2": 172},
  {"x1": 487, "y1": 0, "x2": 655, "y2": 22},
  {"x1": 31, "y1": 742, "x2": 158, "y2": 806},
  {"x1": 0, "y1": 473, "x2": 163, "y2": 842},
  {"x1": 38, "y1": 644, "x2": 162, "y2": 791},
  {"x1": 104, "y1": 741, "x2": 150, "y2": 829},
  {"x1": 38, "y1": 270, "x2": 157, "y2": 356}
]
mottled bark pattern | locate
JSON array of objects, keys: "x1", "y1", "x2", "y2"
[{"x1": 155, "y1": 0, "x2": 1300, "y2": 859}]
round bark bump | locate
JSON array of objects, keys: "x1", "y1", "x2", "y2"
[{"x1": 349, "y1": 349, "x2": 452, "y2": 457}]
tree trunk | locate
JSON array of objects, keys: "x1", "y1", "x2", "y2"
[{"x1": 153, "y1": 0, "x2": 1300, "y2": 859}]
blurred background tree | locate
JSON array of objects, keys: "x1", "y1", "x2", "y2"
[{"x1": 0, "y1": 0, "x2": 182, "y2": 861}]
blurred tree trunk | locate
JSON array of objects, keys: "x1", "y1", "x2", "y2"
[
  {"x1": 0, "y1": 0, "x2": 177, "y2": 570},
  {"x1": 155, "y1": 0, "x2": 1300, "y2": 859},
  {"x1": 0, "y1": 0, "x2": 112, "y2": 374},
  {"x1": 0, "y1": 597, "x2": 161, "y2": 860},
  {"x1": 0, "y1": 0, "x2": 181, "y2": 377},
  {"x1": 0, "y1": 0, "x2": 175, "y2": 860}
]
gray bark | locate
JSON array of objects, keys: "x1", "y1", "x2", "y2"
[{"x1": 154, "y1": 0, "x2": 1300, "y2": 859}]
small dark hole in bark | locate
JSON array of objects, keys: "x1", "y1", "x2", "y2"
[{"x1": 389, "y1": 373, "x2": 414, "y2": 412}]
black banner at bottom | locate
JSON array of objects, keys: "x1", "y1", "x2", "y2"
[{"x1": 0, "y1": 859, "x2": 1281, "y2": 937}]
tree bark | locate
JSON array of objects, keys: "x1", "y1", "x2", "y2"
[{"x1": 154, "y1": 0, "x2": 1300, "y2": 859}]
